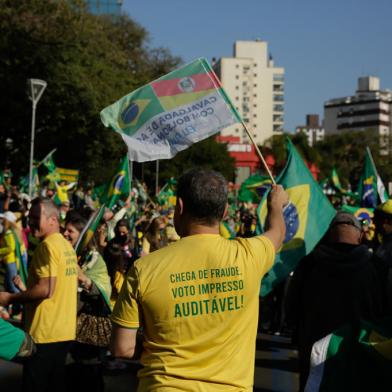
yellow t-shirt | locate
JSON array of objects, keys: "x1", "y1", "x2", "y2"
[
  {"x1": 112, "y1": 233, "x2": 275, "y2": 391},
  {"x1": 25, "y1": 232, "x2": 78, "y2": 343}
]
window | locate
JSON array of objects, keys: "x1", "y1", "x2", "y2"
[
  {"x1": 243, "y1": 97, "x2": 250, "y2": 102},
  {"x1": 242, "y1": 81, "x2": 248, "y2": 86},
  {"x1": 254, "y1": 74, "x2": 257, "y2": 77},
  {"x1": 244, "y1": 118, "x2": 249, "y2": 123},
  {"x1": 235, "y1": 86, "x2": 239, "y2": 90},
  {"x1": 253, "y1": 94, "x2": 257, "y2": 98},
  {"x1": 235, "y1": 75, "x2": 239, "y2": 79},
  {"x1": 236, "y1": 64, "x2": 239, "y2": 69},
  {"x1": 274, "y1": 95, "x2": 284, "y2": 102},
  {"x1": 253, "y1": 114, "x2": 257, "y2": 118},
  {"x1": 235, "y1": 96, "x2": 239, "y2": 101},
  {"x1": 273, "y1": 74, "x2": 284, "y2": 82},
  {"x1": 253, "y1": 104, "x2": 257, "y2": 108},
  {"x1": 254, "y1": 84, "x2": 257, "y2": 88},
  {"x1": 273, "y1": 104, "x2": 284, "y2": 112}
]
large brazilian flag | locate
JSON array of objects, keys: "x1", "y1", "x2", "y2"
[
  {"x1": 100, "y1": 58, "x2": 241, "y2": 162},
  {"x1": 257, "y1": 139, "x2": 336, "y2": 296}
]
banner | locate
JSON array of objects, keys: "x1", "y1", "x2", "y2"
[{"x1": 100, "y1": 58, "x2": 241, "y2": 162}]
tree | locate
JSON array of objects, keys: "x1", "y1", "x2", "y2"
[
  {"x1": 133, "y1": 137, "x2": 236, "y2": 193},
  {"x1": 0, "y1": 0, "x2": 181, "y2": 182}
]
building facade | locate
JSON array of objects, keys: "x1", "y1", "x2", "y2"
[
  {"x1": 295, "y1": 114, "x2": 325, "y2": 147},
  {"x1": 324, "y1": 76, "x2": 392, "y2": 155},
  {"x1": 85, "y1": 0, "x2": 122, "y2": 16},
  {"x1": 214, "y1": 40, "x2": 285, "y2": 145}
]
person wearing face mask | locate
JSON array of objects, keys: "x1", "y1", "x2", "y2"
[{"x1": 106, "y1": 219, "x2": 137, "y2": 271}]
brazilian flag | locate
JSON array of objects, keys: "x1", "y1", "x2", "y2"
[
  {"x1": 358, "y1": 147, "x2": 388, "y2": 208},
  {"x1": 257, "y1": 139, "x2": 336, "y2": 296},
  {"x1": 100, "y1": 156, "x2": 130, "y2": 209}
]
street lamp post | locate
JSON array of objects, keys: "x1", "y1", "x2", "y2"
[{"x1": 27, "y1": 79, "x2": 47, "y2": 198}]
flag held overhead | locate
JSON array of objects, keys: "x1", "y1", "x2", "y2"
[{"x1": 100, "y1": 58, "x2": 241, "y2": 162}]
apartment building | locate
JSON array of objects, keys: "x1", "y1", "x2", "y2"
[
  {"x1": 214, "y1": 40, "x2": 285, "y2": 145},
  {"x1": 324, "y1": 76, "x2": 392, "y2": 155},
  {"x1": 295, "y1": 114, "x2": 325, "y2": 147}
]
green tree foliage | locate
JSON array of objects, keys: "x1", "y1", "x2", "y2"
[
  {"x1": 0, "y1": 0, "x2": 181, "y2": 181},
  {"x1": 134, "y1": 136, "x2": 236, "y2": 192},
  {"x1": 262, "y1": 129, "x2": 392, "y2": 192}
]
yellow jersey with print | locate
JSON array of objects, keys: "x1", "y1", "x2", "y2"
[
  {"x1": 25, "y1": 232, "x2": 78, "y2": 343},
  {"x1": 111, "y1": 233, "x2": 275, "y2": 391}
]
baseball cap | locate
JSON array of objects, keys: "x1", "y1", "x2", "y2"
[
  {"x1": 0, "y1": 211, "x2": 17, "y2": 223},
  {"x1": 330, "y1": 211, "x2": 362, "y2": 231}
]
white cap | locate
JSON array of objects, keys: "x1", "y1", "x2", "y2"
[{"x1": 0, "y1": 211, "x2": 17, "y2": 223}]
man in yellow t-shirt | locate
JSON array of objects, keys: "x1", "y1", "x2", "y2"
[
  {"x1": 0, "y1": 198, "x2": 78, "y2": 392},
  {"x1": 111, "y1": 168, "x2": 288, "y2": 391}
]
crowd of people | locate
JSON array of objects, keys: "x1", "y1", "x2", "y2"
[{"x1": 0, "y1": 167, "x2": 392, "y2": 391}]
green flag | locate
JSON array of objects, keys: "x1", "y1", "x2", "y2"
[
  {"x1": 19, "y1": 167, "x2": 40, "y2": 195},
  {"x1": 39, "y1": 149, "x2": 57, "y2": 173},
  {"x1": 238, "y1": 174, "x2": 271, "y2": 203},
  {"x1": 331, "y1": 167, "x2": 343, "y2": 191},
  {"x1": 307, "y1": 318, "x2": 392, "y2": 391},
  {"x1": 257, "y1": 139, "x2": 336, "y2": 296},
  {"x1": 100, "y1": 156, "x2": 130, "y2": 209},
  {"x1": 358, "y1": 147, "x2": 388, "y2": 208}
]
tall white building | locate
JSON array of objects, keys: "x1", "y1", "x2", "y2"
[
  {"x1": 295, "y1": 114, "x2": 325, "y2": 147},
  {"x1": 324, "y1": 76, "x2": 392, "y2": 155},
  {"x1": 214, "y1": 40, "x2": 285, "y2": 145}
]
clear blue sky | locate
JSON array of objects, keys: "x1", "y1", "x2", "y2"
[{"x1": 122, "y1": 0, "x2": 392, "y2": 133}]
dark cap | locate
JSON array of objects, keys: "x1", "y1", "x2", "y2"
[{"x1": 330, "y1": 211, "x2": 362, "y2": 231}]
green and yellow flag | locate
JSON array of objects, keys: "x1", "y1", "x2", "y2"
[
  {"x1": 358, "y1": 147, "x2": 389, "y2": 208},
  {"x1": 100, "y1": 156, "x2": 130, "y2": 209},
  {"x1": 257, "y1": 139, "x2": 336, "y2": 296}
]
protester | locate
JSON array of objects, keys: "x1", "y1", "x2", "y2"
[
  {"x1": 107, "y1": 218, "x2": 137, "y2": 271},
  {"x1": 103, "y1": 243, "x2": 126, "y2": 308},
  {"x1": 141, "y1": 215, "x2": 168, "y2": 255},
  {"x1": 0, "y1": 211, "x2": 27, "y2": 318},
  {"x1": 0, "y1": 198, "x2": 78, "y2": 392},
  {"x1": 286, "y1": 211, "x2": 385, "y2": 391},
  {"x1": 63, "y1": 213, "x2": 112, "y2": 392},
  {"x1": 110, "y1": 168, "x2": 288, "y2": 391}
]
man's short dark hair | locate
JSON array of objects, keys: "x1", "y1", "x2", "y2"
[{"x1": 176, "y1": 168, "x2": 227, "y2": 225}]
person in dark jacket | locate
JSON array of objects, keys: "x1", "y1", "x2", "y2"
[{"x1": 286, "y1": 211, "x2": 385, "y2": 391}]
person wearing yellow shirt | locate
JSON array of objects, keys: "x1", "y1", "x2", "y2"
[
  {"x1": 110, "y1": 168, "x2": 288, "y2": 391},
  {"x1": 0, "y1": 198, "x2": 78, "y2": 392},
  {"x1": 55, "y1": 180, "x2": 76, "y2": 204},
  {"x1": 0, "y1": 211, "x2": 27, "y2": 295}
]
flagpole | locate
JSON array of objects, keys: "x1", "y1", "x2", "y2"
[
  {"x1": 128, "y1": 159, "x2": 133, "y2": 192},
  {"x1": 241, "y1": 121, "x2": 276, "y2": 184},
  {"x1": 155, "y1": 160, "x2": 159, "y2": 195}
]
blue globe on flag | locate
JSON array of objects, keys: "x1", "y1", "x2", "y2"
[
  {"x1": 283, "y1": 202, "x2": 299, "y2": 243},
  {"x1": 121, "y1": 102, "x2": 139, "y2": 124}
]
